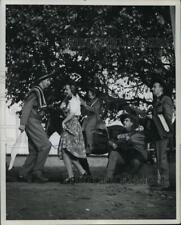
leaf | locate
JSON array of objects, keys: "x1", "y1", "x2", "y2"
[{"x1": 64, "y1": 25, "x2": 71, "y2": 30}]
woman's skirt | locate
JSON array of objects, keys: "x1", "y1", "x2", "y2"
[{"x1": 58, "y1": 116, "x2": 86, "y2": 159}]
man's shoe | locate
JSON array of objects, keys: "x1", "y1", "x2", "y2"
[
  {"x1": 18, "y1": 174, "x2": 33, "y2": 183},
  {"x1": 149, "y1": 183, "x2": 174, "y2": 191},
  {"x1": 32, "y1": 172, "x2": 49, "y2": 183},
  {"x1": 149, "y1": 183, "x2": 161, "y2": 187},
  {"x1": 63, "y1": 177, "x2": 75, "y2": 184},
  {"x1": 160, "y1": 186, "x2": 174, "y2": 192},
  {"x1": 102, "y1": 177, "x2": 114, "y2": 183}
]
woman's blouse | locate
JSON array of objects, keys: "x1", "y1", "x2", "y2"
[{"x1": 68, "y1": 95, "x2": 81, "y2": 116}]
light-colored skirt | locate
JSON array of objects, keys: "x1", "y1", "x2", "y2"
[{"x1": 58, "y1": 116, "x2": 86, "y2": 159}]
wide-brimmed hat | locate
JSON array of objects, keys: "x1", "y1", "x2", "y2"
[
  {"x1": 119, "y1": 113, "x2": 139, "y2": 127},
  {"x1": 34, "y1": 71, "x2": 55, "y2": 84}
]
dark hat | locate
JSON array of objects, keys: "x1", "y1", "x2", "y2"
[
  {"x1": 119, "y1": 113, "x2": 139, "y2": 126},
  {"x1": 35, "y1": 71, "x2": 54, "y2": 84}
]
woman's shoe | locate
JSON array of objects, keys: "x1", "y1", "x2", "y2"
[
  {"x1": 79, "y1": 172, "x2": 90, "y2": 182},
  {"x1": 64, "y1": 177, "x2": 75, "y2": 184}
]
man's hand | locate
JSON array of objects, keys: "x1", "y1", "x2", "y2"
[
  {"x1": 19, "y1": 125, "x2": 25, "y2": 133},
  {"x1": 147, "y1": 114, "x2": 153, "y2": 119},
  {"x1": 62, "y1": 121, "x2": 66, "y2": 129},
  {"x1": 109, "y1": 140, "x2": 118, "y2": 149},
  {"x1": 147, "y1": 111, "x2": 153, "y2": 119},
  {"x1": 80, "y1": 98, "x2": 86, "y2": 106},
  {"x1": 117, "y1": 134, "x2": 125, "y2": 139},
  {"x1": 60, "y1": 102, "x2": 66, "y2": 110},
  {"x1": 125, "y1": 134, "x2": 130, "y2": 141},
  {"x1": 136, "y1": 125, "x2": 144, "y2": 132},
  {"x1": 117, "y1": 133, "x2": 130, "y2": 140}
]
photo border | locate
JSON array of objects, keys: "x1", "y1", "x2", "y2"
[{"x1": 1, "y1": 0, "x2": 181, "y2": 224}]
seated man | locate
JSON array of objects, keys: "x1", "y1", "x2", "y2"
[{"x1": 106, "y1": 114, "x2": 147, "y2": 180}]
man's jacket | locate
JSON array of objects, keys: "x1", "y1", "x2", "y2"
[
  {"x1": 152, "y1": 95, "x2": 174, "y2": 140},
  {"x1": 116, "y1": 130, "x2": 147, "y2": 160},
  {"x1": 20, "y1": 86, "x2": 47, "y2": 127}
]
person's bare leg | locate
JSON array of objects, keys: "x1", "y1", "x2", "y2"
[
  {"x1": 79, "y1": 158, "x2": 91, "y2": 175},
  {"x1": 62, "y1": 150, "x2": 74, "y2": 178},
  {"x1": 72, "y1": 159, "x2": 86, "y2": 175}
]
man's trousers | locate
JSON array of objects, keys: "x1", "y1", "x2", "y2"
[
  {"x1": 155, "y1": 138, "x2": 170, "y2": 187},
  {"x1": 82, "y1": 115, "x2": 97, "y2": 153},
  {"x1": 20, "y1": 117, "x2": 51, "y2": 176}
]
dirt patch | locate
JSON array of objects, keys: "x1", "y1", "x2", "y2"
[{"x1": 6, "y1": 167, "x2": 176, "y2": 220}]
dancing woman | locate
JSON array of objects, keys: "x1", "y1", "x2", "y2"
[{"x1": 58, "y1": 83, "x2": 88, "y2": 183}]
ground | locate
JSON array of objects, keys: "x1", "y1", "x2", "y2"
[{"x1": 6, "y1": 155, "x2": 176, "y2": 220}]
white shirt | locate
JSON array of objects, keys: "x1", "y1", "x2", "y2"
[{"x1": 68, "y1": 95, "x2": 81, "y2": 116}]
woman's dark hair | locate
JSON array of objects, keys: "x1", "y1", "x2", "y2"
[
  {"x1": 65, "y1": 82, "x2": 78, "y2": 96},
  {"x1": 70, "y1": 84, "x2": 78, "y2": 96}
]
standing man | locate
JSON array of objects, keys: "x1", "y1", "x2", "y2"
[
  {"x1": 18, "y1": 74, "x2": 53, "y2": 182},
  {"x1": 81, "y1": 88, "x2": 102, "y2": 154},
  {"x1": 148, "y1": 78, "x2": 174, "y2": 190}
]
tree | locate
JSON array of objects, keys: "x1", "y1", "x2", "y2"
[{"x1": 6, "y1": 5, "x2": 175, "y2": 116}]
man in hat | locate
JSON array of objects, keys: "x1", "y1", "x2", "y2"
[
  {"x1": 147, "y1": 79, "x2": 174, "y2": 190},
  {"x1": 18, "y1": 73, "x2": 53, "y2": 182},
  {"x1": 106, "y1": 114, "x2": 147, "y2": 181}
]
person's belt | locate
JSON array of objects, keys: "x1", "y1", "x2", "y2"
[
  {"x1": 74, "y1": 115, "x2": 80, "y2": 118},
  {"x1": 33, "y1": 106, "x2": 39, "y2": 110}
]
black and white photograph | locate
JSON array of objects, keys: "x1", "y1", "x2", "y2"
[{"x1": 0, "y1": 0, "x2": 181, "y2": 224}]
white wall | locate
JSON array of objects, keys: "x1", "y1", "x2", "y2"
[{"x1": 5, "y1": 103, "x2": 60, "y2": 155}]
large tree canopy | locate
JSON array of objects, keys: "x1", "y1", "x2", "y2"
[{"x1": 6, "y1": 5, "x2": 175, "y2": 115}]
